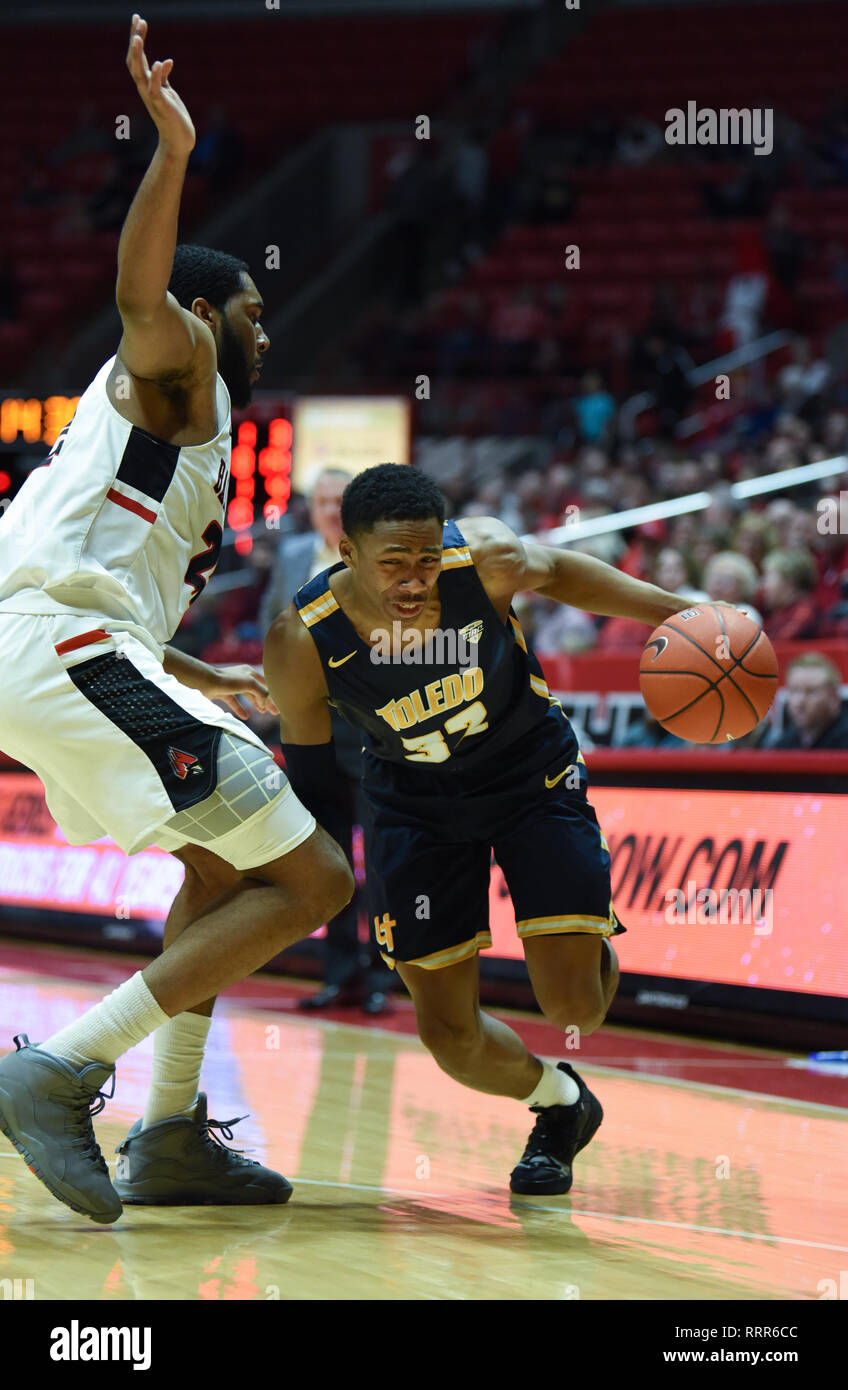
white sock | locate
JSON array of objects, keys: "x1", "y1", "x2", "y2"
[
  {"x1": 142, "y1": 1012, "x2": 211, "y2": 1129},
  {"x1": 41, "y1": 972, "x2": 170, "y2": 1070},
  {"x1": 521, "y1": 1060, "x2": 580, "y2": 1108}
]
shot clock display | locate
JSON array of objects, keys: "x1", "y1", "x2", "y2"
[{"x1": 227, "y1": 416, "x2": 293, "y2": 556}]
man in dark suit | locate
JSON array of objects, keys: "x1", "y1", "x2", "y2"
[
  {"x1": 762, "y1": 653, "x2": 848, "y2": 749},
  {"x1": 261, "y1": 468, "x2": 394, "y2": 1014}
]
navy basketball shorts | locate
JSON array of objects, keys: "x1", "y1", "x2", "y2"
[{"x1": 362, "y1": 745, "x2": 625, "y2": 972}]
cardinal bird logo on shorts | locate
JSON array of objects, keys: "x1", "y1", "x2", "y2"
[{"x1": 168, "y1": 746, "x2": 203, "y2": 779}]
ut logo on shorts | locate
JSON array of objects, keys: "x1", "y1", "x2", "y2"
[{"x1": 374, "y1": 913, "x2": 397, "y2": 968}]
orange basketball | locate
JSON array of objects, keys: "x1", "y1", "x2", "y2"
[{"x1": 639, "y1": 604, "x2": 778, "y2": 743}]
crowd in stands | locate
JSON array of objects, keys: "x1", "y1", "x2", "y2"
[
  {"x1": 348, "y1": 89, "x2": 848, "y2": 445},
  {"x1": 176, "y1": 413, "x2": 848, "y2": 754}
]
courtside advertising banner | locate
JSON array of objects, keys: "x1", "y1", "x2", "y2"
[{"x1": 0, "y1": 775, "x2": 844, "y2": 996}]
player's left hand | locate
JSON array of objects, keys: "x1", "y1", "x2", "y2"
[{"x1": 205, "y1": 665, "x2": 280, "y2": 719}]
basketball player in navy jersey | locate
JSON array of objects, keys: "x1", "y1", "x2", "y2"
[
  {"x1": 0, "y1": 15, "x2": 354, "y2": 1223},
  {"x1": 265, "y1": 465, "x2": 697, "y2": 1194}
]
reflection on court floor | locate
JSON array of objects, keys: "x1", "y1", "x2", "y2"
[{"x1": 0, "y1": 969, "x2": 845, "y2": 1300}]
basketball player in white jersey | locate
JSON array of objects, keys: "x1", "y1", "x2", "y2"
[{"x1": 0, "y1": 14, "x2": 353, "y2": 1223}]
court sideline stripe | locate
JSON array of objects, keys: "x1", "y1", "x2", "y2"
[
  {"x1": 0, "y1": 1155, "x2": 842, "y2": 1252},
  {"x1": 281, "y1": 1176, "x2": 848, "y2": 1252}
]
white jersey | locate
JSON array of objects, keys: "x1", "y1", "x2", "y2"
[{"x1": 0, "y1": 355, "x2": 232, "y2": 658}]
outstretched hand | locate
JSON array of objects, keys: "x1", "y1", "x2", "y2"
[
  {"x1": 126, "y1": 13, "x2": 195, "y2": 156},
  {"x1": 203, "y1": 665, "x2": 281, "y2": 721}
]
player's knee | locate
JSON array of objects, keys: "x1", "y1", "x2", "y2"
[
  {"x1": 322, "y1": 844, "x2": 355, "y2": 918},
  {"x1": 417, "y1": 1012, "x2": 483, "y2": 1070},
  {"x1": 542, "y1": 992, "x2": 606, "y2": 1037},
  {"x1": 173, "y1": 845, "x2": 241, "y2": 897},
  {"x1": 278, "y1": 829, "x2": 354, "y2": 921},
  {"x1": 601, "y1": 938, "x2": 620, "y2": 1009}
]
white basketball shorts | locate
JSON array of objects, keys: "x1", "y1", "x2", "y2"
[{"x1": 0, "y1": 611, "x2": 315, "y2": 871}]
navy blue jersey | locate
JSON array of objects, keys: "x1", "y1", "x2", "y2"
[{"x1": 294, "y1": 520, "x2": 581, "y2": 787}]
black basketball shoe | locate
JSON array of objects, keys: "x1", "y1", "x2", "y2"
[{"x1": 509, "y1": 1062, "x2": 602, "y2": 1196}]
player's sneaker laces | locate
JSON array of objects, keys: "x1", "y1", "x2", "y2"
[
  {"x1": 509, "y1": 1061, "x2": 602, "y2": 1196},
  {"x1": 0, "y1": 1033, "x2": 122, "y2": 1224},
  {"x1": 114, "y1": 1093, "x2": 293, "y2": 1205}
]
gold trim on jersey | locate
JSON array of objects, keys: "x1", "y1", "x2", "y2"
[
  {"x1": 406, "y1": 931, "x2": 493, "y2": 970},
  {"x1": 529, "y1": 672, "x2": 550, "y2": 699},
  {"x1": 509, "y1": 614, "x2": 528, "y2": 652},
  {"x1": 299, "y1": 590, "x2": 340, "y2": 628},
  {"x1": 440, "y1": 545, "x2": 473, "y2": 569}
]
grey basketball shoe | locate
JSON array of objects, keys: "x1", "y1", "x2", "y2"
[
  {"x1": 114, "y1": 1093, "x2": 293, "y2": 1205},
  {"x1": 0, "y1": 1034, "x2": 122, "y2": 1224}
]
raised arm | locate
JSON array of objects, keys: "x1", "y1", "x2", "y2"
[
  {"x1": 464, "y1": 516, "x2": 691, "y2": 627},
  {"x1": 115, "y1": 14, "x2": 210, "y2": 382}
]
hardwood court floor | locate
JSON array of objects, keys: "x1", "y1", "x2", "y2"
[{"x1": 0, "y1": 959, "x2": 846, "y2": 1301}]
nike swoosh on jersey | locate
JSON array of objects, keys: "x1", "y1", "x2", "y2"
[
  {"x1": 545, "y1": 764, "x2": 575, "y2": 788},
  {"x1": 328, "y1": 650, "x2": 358, "y2": 668}
]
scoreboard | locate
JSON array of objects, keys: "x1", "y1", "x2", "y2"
[
  {"x1": 0, "y1": 395, "x2": 80, "y2": 448},
  {"x1": 0, "y1": 393, "x2": 411, "y2": 555}
]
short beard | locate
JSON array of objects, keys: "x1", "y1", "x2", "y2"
[{"x1": 217, "y1": 315, "x2": 252, "y2": 409}]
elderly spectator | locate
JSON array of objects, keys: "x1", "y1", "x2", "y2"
[
  {"x1": 653, "y1": 547, "x2": 709, "y2": 604},
  {"x1": 764, "y1": 654, "x2": 848, "y2": 749},
  {"x1": 761, "y1": 548, "x2": 820, "y2": 640},
  {"x1": 704, "y1": 551, "x2": 764, "y2": 625},
  {"x1": 732, "y1": 513, "x2": 778, "y2": 568}
]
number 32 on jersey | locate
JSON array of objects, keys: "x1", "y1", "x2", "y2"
[{"x1": 400, "y1": 700, "x2": 488, "y2": 763}]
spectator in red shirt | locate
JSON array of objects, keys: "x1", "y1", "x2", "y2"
[{"x1": 761, "y1": 548, "x2": 820, "y2": 640}]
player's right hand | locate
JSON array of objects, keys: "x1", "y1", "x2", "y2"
[{"x1": 126, "y1": 13, "x2": 196, "y2": 156}]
